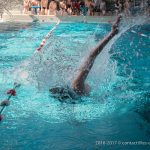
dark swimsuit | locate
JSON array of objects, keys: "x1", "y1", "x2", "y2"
[{"x1": 49, "y1": 86, "x2": 79, "y2": 103}]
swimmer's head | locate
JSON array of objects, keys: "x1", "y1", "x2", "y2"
[{"x1": 49, "y1": 87, "x2": 64, "y2": 94}]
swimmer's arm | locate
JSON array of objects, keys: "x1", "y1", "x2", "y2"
[{"x1": 71, "y1": 15, "x2": 121, "y2": 94}]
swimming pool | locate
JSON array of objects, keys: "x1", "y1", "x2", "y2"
[{"x1": 0, "y1": 21, "x2": 150, "y2": 150}]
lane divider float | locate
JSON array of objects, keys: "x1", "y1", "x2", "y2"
[
  {"x1": 0, "y1": 83, "x2": 21, "y2": 121},
  {"x1": 108, "y1": 19, "x2": 150, "y2": 39},
  {"x1": 130, "y1": 30, "x2": 150, "y2": 39},
  {"x1": 36, "y1": 20, "x2": 60, "y2": 52}
]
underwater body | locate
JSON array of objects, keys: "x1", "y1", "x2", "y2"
[{"x1": 0, "y1": 15, "x2": 150, "y2": 149}]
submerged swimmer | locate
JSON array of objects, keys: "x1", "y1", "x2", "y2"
[{"x1": 50, "y1": 15, "x2": 122, "y2": 101}]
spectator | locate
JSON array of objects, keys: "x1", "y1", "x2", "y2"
[
  {"x1": 94, "y1": 0, "x2": 106, "y2": 16},
  {"x1": 0, "y1": 6, "x2": 3, "y2": 19},
  {"x1": 67, "y1": 5, "x2": 72, "y2": 15},
  {"x1": 118, "y1": 0, "x2": 122, "y2": 13},
  {"x1": 100, "y1": 0, "x2": 106, "y2": 16},
  {"x1": 147, "y1": 0, "x2": 150, "y2": 15},
  {"x1": 59, "y1": 0, "x2": 67, "y2": 16},
  {"x1": 48, "y1": 0, "x2": 52, "y2": 10},
  {"x1": 140, "y1": 0, "x2": 147, "y2": 14},
  {"x1": 23, "y1": 0, "x2": 30, "y2": 14},
  {"x1": 41, "y1": 0, "x2": 48, "y2": 15},
  {"x1": 56, "y1": 0, "x2": 60, "y2": 11},
  {"x1": 48, "y1": 0, "x2": 57, "y2": 15},
  {"x1": 72, "y1": 0, "x2": 80, "y2": 15},
  {"x1": 66, "y1": 0, "x2": 72, "y2": 8},
  {"x1": 114, "y1": 0, "x2": 119, "y2": 14},
  {"x1": 80, "y1": 0, "x2": 88, "y2": 16},
  {"x1": 124, "y1": 0, "x2": 130, "y2": 16},
  {"x1": 66, "y1": 0, "x2": 73, "y2": 15},
  {"x1": 94, "y1": 0, "x2": 100, "y2": 12},
  {"x1": 22, "y1": 0, "x2": 129, "y2": 16},
  {"x1": 30, "y1": 0, "x2": 41, "y2": 15},
  {"x1": 115, "y1": 0, "x2": 122, "y2": 15},
  {"x1": 87, "y1": 0, "x2": 95, "y2": 16}
]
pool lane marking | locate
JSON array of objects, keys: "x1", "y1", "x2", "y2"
[
  {"x1": 131, "y1": 30, "x2": 150, "y2": 39},
  {"x1": 35, "y1": 20, "x2": 60, "y2": 52}
]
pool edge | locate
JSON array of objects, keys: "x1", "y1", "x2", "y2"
[{"x1": 2, "y1": 14, "x2": 116, "y2": 23}]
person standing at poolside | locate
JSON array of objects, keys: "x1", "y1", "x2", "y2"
[
  {"x1": 118, "y1": 0, "x2": 122, "y2": 13},
  {"x1": 124, "y1": 0, "x2": 130, "y2": 16},
  {"x1": 80, "y1": 0, "x2": 88, "y2": 16},
  {"x1": 114, "y1": 0, "x2": 119, "y2": 15},
  {"x1": 146, "y1": 0, "x2": 150, "y2": 16},
  {"x1": 100, "y1": 0, "x2": 106, "y2": 16},
  {"x1": 59, "y1": 0, "x2": 67, "y2": 16},
  {"x1": 94, "y1": 0, "x2": 101, "y2": 16},
  {"x1": 115, "y1": 0, "x2": 122, "y2": 15},
  {"x1": 49, "y1": 15, "x2": 122, "y2": 100},
  {"x1": 48, "y1": 0, "x2": 57, "y2": 15},
  {"x1": 66, "y1": 0, "x2": 73, "y2": 15},
  {"x1": 30, "y1": 0, "x2": 41, "y2": 15},
  {"x1": 85, "y1": 0, "x2": 95, "y2": 16},
  {"x1": 23, "y1": 0, "x2": 30, "y2": 14},
  {"x1": 0, "y1": 2, "x2": 3, "y2": 19},
  {"x1": 41, "y1": 0, "x2": 48, "y2": 15}
]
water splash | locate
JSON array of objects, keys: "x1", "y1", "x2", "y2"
[
  {"x1": 10, "y1": 15, "x2": 147, "y2": 90},
  {"x1": 1, "y1": 15, "x2": 148, "y2": 122}
]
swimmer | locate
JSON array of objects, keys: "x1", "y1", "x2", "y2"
[{"x1": 50, "y1": 15, "x2": 122, "y2": 101}]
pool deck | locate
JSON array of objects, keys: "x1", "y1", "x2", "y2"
[
  {"x1": 1, "y1": 10, "x2": 150, "y2": 24},
  {"x1": 2, "y1": 13, "x2": 116, "y2": 23}
]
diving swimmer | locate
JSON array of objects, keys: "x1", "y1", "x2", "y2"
[{"x1": 49, "y1": 15, "x2": 122, "y2": 100}]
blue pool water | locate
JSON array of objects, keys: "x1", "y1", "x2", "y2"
[{"x1": 0, "y1": 21, "x2": 150, "y2": 150}]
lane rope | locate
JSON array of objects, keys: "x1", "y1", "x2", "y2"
[
  {"x1": 108, "y1": 19, "x2": 150, "y2": 39},
  {"x1": 35, "y1": 20, "x2": 60, "y2": 52},
  {"x1": 130, "y1": 30, "x2": 150, "y2": 39},
  {"x1": 0, "y1": 83, "x2": 21, "y2": 121},
  {"x1": 0, "y1": 20, "x2": 60, "y2": 122}
]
